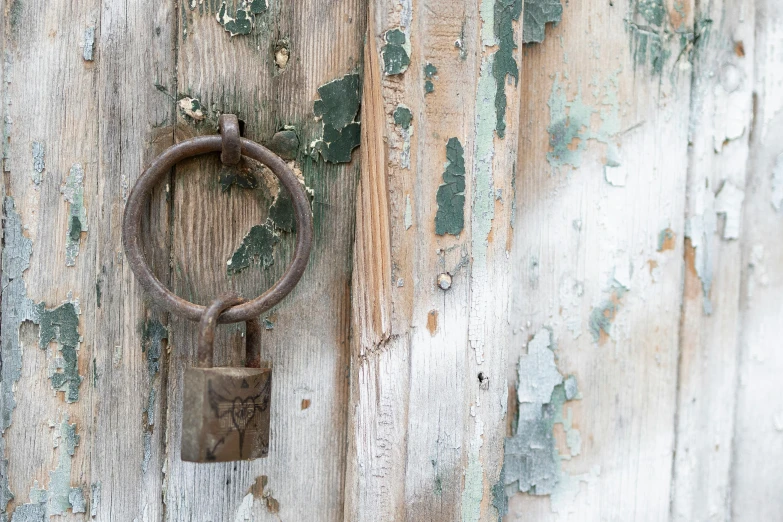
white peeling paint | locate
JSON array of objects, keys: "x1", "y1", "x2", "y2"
[{"x1": 714, "y1": 181, "x2": 745, "y2": 240}]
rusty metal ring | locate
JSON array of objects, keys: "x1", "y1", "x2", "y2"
[{"x1": 122, "y1": 133, "x2": 313, "y2": 324}]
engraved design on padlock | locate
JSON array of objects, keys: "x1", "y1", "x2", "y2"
[{"x1": 181, "y1": 295, "x2": 272, "y2": 462}]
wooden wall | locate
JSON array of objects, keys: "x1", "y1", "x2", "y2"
[{"x1": 1, "y1": 0, "x2": 781, "y2": 520}]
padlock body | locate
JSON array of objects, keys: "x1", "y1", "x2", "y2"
[{"x1": 181, "y1": 367, "x2": 271, "y2": 462}]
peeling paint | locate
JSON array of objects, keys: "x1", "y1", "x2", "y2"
[
  {"x1": 493, "y1": 0, "x2": 523, "y2": 138},
  {"x1": 269, "y1": 189, "x2": 295, "y2": 233},
  {"x1": 381, "y1": 28, "x2": 410, "y2": 75},
  {"x1": 178, "y1": 97, "x2": 205, "y2": 121},
  {"x1": 39, "y1": 301, "x2": 83, "y2": 402},
  {"x1": 61, "y1": 164, "x2": 87, "y2": 266},
  {"x1": 312, "y1": 73, "x2": 361, "y2": 164},
  {"x1": 1, "y1": 197, "x2": 37, "y2": 515},
  {"x1": 588, "y1": 282, "x2": 627, "y2": 344},
  {"x1": 219, "y1": 162, "x2": 259, "y2": 194},
  {"x1": 14, "y1": 415, "x2": 86, "y2": 517},
  {"x1": 31, "y1": 142, "x2": 44, "y2": 185},
  {"x1": 468, "y1": 58, "x2": 497, "y2": 365},
  {"x1": 626, "y1": 0, "x2": 674, "y2": 76},
  {"x1": 657, "y1": 227, "x2": 676, "y2": 251},
  {"x1": 461, "y1": 418, "x2": 485, "y2": 522},
  {"x1": 504, "y1": 329, "x2": 583, "y2": 501},
  {"x1": 216, "y1": 0, "x2": 257, "y2": 36},
  {"x1": 227, "y1": 220, "x2": 280, "y2": 275},
  {"x1": 685, "y1": 181, "x2": 717, "y2": 314},
  {"x1": 547, "y1": 72, "x2": 621, "y2": 171},
  {"x1": 772, "y1": 153, "x2": 783, "y2": 212},
  {"x1": 435, "y1": 138, "x2": 466, "y2": 236},
  {"x1": 82, "y1": 27, "x2": 95, "y2": 61},
  {"x1": 393, "y1": 105, "x2": 412, "y2": 130},
  {"x1": 424, "y1": 63, "x2": 437, "y2": 94},
  {"x1": 522, "y1": 0, "x2": 563, "y2": 44},
  {"x1": 3, "y1": 53, "x2": 12, "y2": 173},
  {"x1": 141, "y1": 319, "x2": 166, "y2": 474},
  {"x1": 714, "y1": 181, "x2": 744, "y2": 240}
]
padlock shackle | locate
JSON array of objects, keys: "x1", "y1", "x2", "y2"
[{"x1": 198, "y1": 294, "x2": 261, "y2": 368}]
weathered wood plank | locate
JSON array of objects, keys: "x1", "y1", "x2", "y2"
[
  {"x1": 1, "y1": 1, "x2": 101, "y2": 520},
  {"x1": 164, "y1": 2, "x2": 365, "y2": 520},
  {"x1": 506, "y1": 0, "x2": 693, "y2": 519},
  {"x1": 672, "y1": 0, "x2": 755, "y2": 519},
  {"x1": 346, "y1": 0, "x2": 521, "y2": 519},
  {"x1": 1, "y1": 0, "x2": 176, "y2": 520},
  {"x1": 731, "y1": 0, "x2": 783, "y2": 517}
]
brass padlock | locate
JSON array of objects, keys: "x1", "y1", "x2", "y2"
[{"x1": 181, "y1": 295, "x2": 271, "y2": 462}]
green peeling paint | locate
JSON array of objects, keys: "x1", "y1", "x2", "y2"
[
  {"x1": 588, "y1": 280, "x2": 628, "y2": 343},
  {"x1": 14, "y1": 415, "x2": 86, "y2": 517},
  {"x1": 547, "y1": 72, "x2": 621, "y2": 171},
  {"x1": 461, "y1": 452, "x2": 483, "y2": 522},
  {"x1": 312, "y1": 73, "x2": 361, "y2": 164},
  {"x1": 492, "y1": 0, "x2": 523, "y2": 138},
  {"x1": 215, "y1": 0, "x2": 264, "y2": 36},
  {"x1": 522, "y1": 0, "x2": 562, "y2": 44},
  {"x1": 142, "y1": 319, "x2": 167, "y2": 380},
  {"x1": 219, "y1": 166, "x2": 258, "y2": 193},
  {"x1": 269, "y1": 189, "x2": 296, "y2": 233},
  {"x1": 227, "y1": 219, "x2": 280, "y2": 275},
  {"x1": 141, "y1": 319, "x2": 166, "y2": 475},
  {"x1": 381, "y1": 28, "x2": 410, "y2": 75},
  {"x1": 424, "y1": 63, "x2": 437, "y2": 94},
  {"x1": 504, "y1": 330, "x2": 582, "y2": 498},
  {"x1": 637, "y1": 0, "x2": 665, "y2": 26},
  {"x1": 82, "y1": 27, "x2": 95, "y2": 61},
  {"x1": 62, "y1": 164, "x2": 87, "y2": 267},
  {"x1": 39, "y1": 301, "x2": 83, "y2": 403},
  {"x1": 31, "y1": 141, "x2": 44, "y2": 185},
  {"x1": 435, "y1": 138, "x2": 466, "y2": 236},
  {"x1": 178, "y1": 96, "x2": 205, "y2": 121},
  {"x1": 626, "y1": 0, "x2": 675, "y2": 75},
  {"x1": 393, "y1": 105, "x2": 412, "y2": 129},
  {"x1": 1, "y1": 197, "x2": 38, "y2": 516}
]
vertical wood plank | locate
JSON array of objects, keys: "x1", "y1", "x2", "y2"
[
  {"x1": 1, "y1": 0, "x2": 101, "y2": 519},
  {"x1": 165, "y1": 2, "x2": 365, "y2": 520},
  {"x1": 506, "y1": 0, "x2": 693, "y2": 519},
  {"x1": 672, "y1": 0, "x2": 755, "y2": 519},
  {"x1": 346, "y1": 0, "x2": 522, "y2": 519},
  {"x1": 92, "y1": 0, "x2": 177, "y2": 519},
  {"x1": 731, "y1": 0, "x2": 783, "y2": 517}
]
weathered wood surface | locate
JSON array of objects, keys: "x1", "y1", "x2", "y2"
[
  {"x1": 2, "y1": 0, "x2": 783, "y2": 520},
  {"x1": 732, "y1": 0, "x2": 783, "y2": 517}
]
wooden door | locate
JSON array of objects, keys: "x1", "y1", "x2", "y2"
[{"x1": 1, "y1": 0, "x2": 781, "y2": 521}]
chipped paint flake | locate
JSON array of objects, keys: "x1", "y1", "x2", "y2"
[
  {"x1": 523, "y1": 0, "x2": 563, "y2": 44},
  {"x1": 505, "y1": 329, "x2": 584, "y2": 504},
  {"x1": 381, "y1": 28, "x2": 410, "y2": 75},
  {"x1": 216, "y1": 0, "x2": 253, "y2": 36},
  {"x1": 62, "y1": 164, "x2": 87, "y2": 266},
  {"x1": 714, "y1": 181, "x2": 744, "y2": 240},
  {"x1": 39, "y1": 301, "x2": 83, "y2": 402},
  {"x1": 657, "y1": 227, "x2": 676, "y2": 251},
  {"x1": 493, "y1": 0, "x2": 523, "y2": 138},
  {"x1": 771, "y1": 153, "x2": 783, "y2": 212},
  {"x1": 82, "y1": 27, "x2": 95, "y2": 61},
  {"x1": 227, "y1": 219, "x2": 280, "y2": 275},
  {"x1": 1, "y1": 197, "x2": 38, "y2": 514},
  {"x1": 685, "y1": 181, "x2": 716, "y2": 314},
  {"x1": 31, "y1": 141, "x2": 45, "y2": 185},
  {"x1": 90, "y1": 481, "x2": 101, "y2": 517},
  {"x1": 435, "y1": 137, "x2": 466, "y2": 236},
  {"x1": 178, "y1": 97, "x2": 205, "y2": 121},
  {"x1": 14, "y1": 415, "x2": 86, "y2": 517},
  {"x1": 547, "y1": 72, "x2": 621, "y2": 171},
  {"x1": 312, "y1": 73, "x2": 361, "y2": 164},
  {"x1": 393, "y1": 105, "x2": 412, "y2": 130}
]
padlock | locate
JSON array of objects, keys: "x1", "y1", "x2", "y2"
[{"x1": 181, "y1": 295, "x2": 271, "y2": 462}]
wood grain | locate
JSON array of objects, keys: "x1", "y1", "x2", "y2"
[
  {"x1": 672, "y1": 0, "x2": 755, "y2": 519},
  {"x1": 507, "y1": 0, "x2": 693, "y2": 519},
  {"x1": 732, "y1": 0, "x2": 783, "y2": 518},
  {"x1": 165, "y1": 1, "x2": 365, "y2": 521}
]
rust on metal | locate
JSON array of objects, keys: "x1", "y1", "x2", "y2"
[
  {"x1": 219, "y1": 114, "x2": 241, "y2": 165},
  {"x1": 183, "y1": 294, "x2": 272, "y2": 462},
  {"x1": 121, "y1": 116, "x2": 313, "y2": 323}
]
